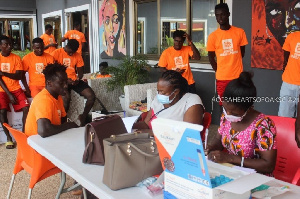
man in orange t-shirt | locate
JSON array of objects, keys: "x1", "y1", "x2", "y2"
[
  {"x1": 207, "y1": 3, "x2": 248, "y2": 105},
  {"x1": 158, "y1": 30, "x2": 201, "y2": 94},
  {"x1": 25, "y1": 63, "x2": 78, "y2": 137},
  {"x1": 22, "y1": 37, "x2": 55, "y2": 97},
  {"x1": 61, "y1": 22, "x2": 86, "y2": 54},
  {"x1": 40, "y1": 24, "x2": 57, "y2": 54},
  {"x1": 51, "y1": 39, "x2": 95, "y2": 126},
  {"x1": 0, "y1": 35, "x2": 30, "y2": 149},
  {"x1": 278, "y1": 31, "x2": 300, "y2": 117}
]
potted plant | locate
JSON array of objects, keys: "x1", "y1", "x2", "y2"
[{"x1": 106, "y1": 55, "x2": 150, "y2": 110}]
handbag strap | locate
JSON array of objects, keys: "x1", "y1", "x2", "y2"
[{"x1": 128, "y1": 142, "x2": 159, "y2": 157}]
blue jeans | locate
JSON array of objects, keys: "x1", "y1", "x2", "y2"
[{"x1": 278, "y1": 81, "x2": 300, "y2": 117}]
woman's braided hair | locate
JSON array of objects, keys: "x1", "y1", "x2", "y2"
[{"x1": 160, "y1": 70, "x2": 188, "y2": 96}]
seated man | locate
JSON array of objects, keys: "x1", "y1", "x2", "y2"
[
  {"x1": 0, "y1": 35, "x2": 29, "y2": 149},
  {"x1": 22, "y1": 37, "x2": 55, "y2": 97},
  {"x1": 25, "y1": 63, "x2": 78, "y2": 137},
  {"x1": 51, "y1": 39, "x2": 95, "y2": 126}
]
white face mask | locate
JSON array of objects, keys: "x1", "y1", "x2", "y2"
[{"x1": 223, "y1": 107, "x2": 248, "y2": 123}]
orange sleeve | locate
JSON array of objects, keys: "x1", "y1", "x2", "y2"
[
  {"x1": 22, "y1": 54, "x2": 30, "y2": 71},
  {"x1": 81, "y1": 32, "x2": 86, "y2": 43},
  {"x1": 64, "y1": 31, "x2": 70, "y2": 39},
  {"x1": 15, "y1": 55, "x2": 23, "y2": 70},
  {"x1": 283, "y1": 34, "x2": 292, "y2": 52},
  {"x1": 75, "y1": 53, "x2": 84, "y2": 67},
  {"x1": 240, "y1": 29, "x2": 248, "y2": 46},
  {"x1": 51, "y1": 50, "x2": 59, "y2": 61},
  {"x1": 58, "y1": 96, "x2": 66, "y2": 117},
  {"x1": 34, "y1": 98, "x2": 56, "y2": 122},
  {"x1": 158, "y1": 50, "x2": 168, "y2": 67},
  {"x1": 206, "y1": 33, "x2": 216, "y2": 51}
]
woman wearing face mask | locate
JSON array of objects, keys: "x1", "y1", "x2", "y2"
[
  {"x1": 132, "y1": 70, "x2": 204, "y2": 135},
  {"x1": 206, "y1": 72, "x2": 277, "y2": 175}
]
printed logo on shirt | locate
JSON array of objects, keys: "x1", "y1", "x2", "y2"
[
  {"x1": 291, "y1": 43, "x2": 300, "y2": 60},
  {"x1": 220, "y1": 39, "x2": 238, "y2": 56},
  {"x1": 49, "y1": 38, "x2": 53, "y2": 44},
  {"x1": 24, "y1": 99, "x2": 29, "y2": 105},
  {"x1": 57, "y1": 110, "x2": 61, "y2": 118},
  {"x1": 35, "y1": 63, "x2": 44, "y2": 74},
  {"x1": 63, "y1": 58, "x2": 71, "y2": 67},
  {"x1": 1, "y1": 63, "x2": 10, "y2": 72},
  {"x1": 70, "y1": 34, "x2": 80, "y2": 40},
  {"x1": 172, "y1": 56, "x2": 188, "y2": 70}
]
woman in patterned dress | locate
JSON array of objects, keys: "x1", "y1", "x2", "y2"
[{"x1": 206, "y1": 72, "x2": 277, "y2": 175}]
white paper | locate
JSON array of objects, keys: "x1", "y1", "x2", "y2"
[
  {"x1": 216, "y1": 173, "x2": 273, "y2": 194},
  {"x1": 122, "y1": 116, "x2": 139, "y2": 133},
  {"x1": 232, "y1": 166, "x2": 256, "y2": 174}
]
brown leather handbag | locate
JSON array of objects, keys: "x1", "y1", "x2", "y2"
[
  {"x1": 102, "y1": 133, "x2": 163, "y2": 190},
  {"x1": 82, "y1": 115, "x2": 127, "y2": 165}
]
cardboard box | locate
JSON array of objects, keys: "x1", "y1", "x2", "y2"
[{"x1": 152, "y1": 118, "x2": 273, "y2": 199}]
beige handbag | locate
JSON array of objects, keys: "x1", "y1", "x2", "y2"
[{"x1": 102, "y1": 133, "x2": 163, "y2": 190}]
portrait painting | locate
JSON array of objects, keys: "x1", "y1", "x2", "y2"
[
  {"x1": 99, "y1": 0, "x2": 126, "y2": 59},
  {"x1": 251, "y1": 0, "x2": 300, "y2": 70}
]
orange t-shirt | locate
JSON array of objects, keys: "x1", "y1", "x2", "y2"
[
  {"x1": 22, "y1": 52, "x2": 54, "y2": 87},
  {"x1": 207, "y1": 26, "x2": 248, "y2": 80},
  {"x1": 64, "y1": 30, "x2": 86, "y2": 54},
  {"x1": 158, "y1": 46, "x2": 195, "y2": 85},
  {"x1": 282, "y1": 32, "x2": 300, "y2": 85},
  {"x1": 40, "y1": 33, "x2": 57, "y2": 54},
  {"x1": 0, "y1": 53, "x2": 23, "y2": 92},
  {"x1": 51, "y1": 48, "x2": 84, "y2": 80},
  {"x1": 25, "y1": 88, "x2": 66, "y2": 136}
]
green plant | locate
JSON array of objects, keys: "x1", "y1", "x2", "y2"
[
  {"x1": 12, "y1": 49, "x2": 32, "y2": 58},
  {"x1": 106, "y1": 55, "x2": 150, "y2": 91}
]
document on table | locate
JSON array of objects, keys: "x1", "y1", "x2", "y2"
[{"x1": 122, "y1": 116, "x2": 139, "y2": 132}]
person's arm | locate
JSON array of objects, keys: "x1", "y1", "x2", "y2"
[
  {"x1": 77, "y1": 66, "x2": 84, "y2": 80},
  {"x1": 0, "y1": 77, "x2": 17, "y2": 104},
  {"x1": 208, "y1": 51, "x2": 217, "y2": 72},
  {"x1": 0, "y1": 70, "x2": 23, "y2": 80},
  {"x1": 295, "y1": 96, "x2": 300, "y2": 148},
  {"x1": 282, "y1": 50, "x2": 290, "y2": 72},
  {"x1": 21, "y1": 71, "x2": 31, "y2": 98},
  {"x1": 184, "y1": 33, "x2": 201, "y2": 60},
  {"x1": 240, "y1": 45, "x2": 246, "y2": 58},
  {"x1": 183, "y1": 104, "x2": 203, "y2": 125},
  {"x1": 208, "y1": 149, "x2": 276, "y2": 174},
  {"x1": 61, "y1": 37, "x2": 67, "y2": 43},
  {"x1": 37, "y1": 118, "x2": 78, "y2": 138},
  {"x1": 132, "y1": 110, "x2": 154, "y2": 135}
]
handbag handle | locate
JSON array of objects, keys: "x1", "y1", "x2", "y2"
[{"x1": 127, "y1": 141, "x2": 159, "y2": 157}]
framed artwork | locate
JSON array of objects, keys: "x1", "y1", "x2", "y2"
[
  {"x1": 251, "y1": 0, "x2": 300, "y2": 70},
  {"x1": 99, "y1": 0, "x2": 126, "y2": 59}
]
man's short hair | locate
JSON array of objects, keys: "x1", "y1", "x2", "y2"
[
  {"x1": 43, "y1": 62, "x2": 67, "y2": 82},
  {"x1": 0, "y1": 35, "x2": 10, "y2": 43},
  {"x1": 45, "y1": 24, "x2": 53, "y2": 30},
  {"x1": 173, "y1": 30, "x2": 186, "y2": 42},
  {"x1": 66, "y1": 39, "x2": 79, "y2": 52},
  {"x1": 215, "y1": 3, "x2": 229, "y2": 13},
  {"x1": 32, "y1": 37, "x2": 44, "y2": 45}
]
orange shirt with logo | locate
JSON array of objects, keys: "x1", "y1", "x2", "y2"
[
  {"x1": 282, "y1": 32, "x2": 300, "y2": 85},
  {"x1": 158, "y1": 46, "x2": 195, "y2": 85},
  {"x1": 22, "y1": 52, "x2": 54, "y2": 87},
  {"x1": 25, "y1": 88, "x2": 66, "y2": 136},
  {"x1": 0, "y1": 53, "x2": 23, "y2": 92},
  {"x1": 51, "y1": 48, "x2": 84, "y2": 81},
  {"x1": 207, "y1": 26, "x2": 248, "y2": 80},
  {"x1": 64, "y1": 30, "x2": 86, "y2": 54},
  {"x1": 40, "y1": 33, "x2": 57, "y2": 54}
]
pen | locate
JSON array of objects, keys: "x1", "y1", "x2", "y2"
[{"x1": 205, "y1": 129, "x2": 208, "y2": 150}]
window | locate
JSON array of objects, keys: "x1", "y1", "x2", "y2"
[{"x1": 134, "y1": 0, "x2": 220, "y2": 62}]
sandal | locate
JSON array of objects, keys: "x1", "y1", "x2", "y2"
[{"x1": 5, "y1": 141, "x2": 15, "y2": 149}]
